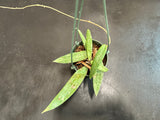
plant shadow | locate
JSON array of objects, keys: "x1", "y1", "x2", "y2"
[
  {"x1": 54, "y1": 67, "x2": 135, "y2": 120},
  {"x1": 53, "y1": 68, "x2": 134, "y2": 120},
  {"x1": 54, "y1": 92, "x2": 135, "y2": 120},
  {"x1": 83, "y1": 77, "x2": 94, "y2": 99}
]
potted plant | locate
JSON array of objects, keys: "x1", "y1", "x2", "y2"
[{"x1": 41, "y1": 28, "x2": 109, "y2": 113}]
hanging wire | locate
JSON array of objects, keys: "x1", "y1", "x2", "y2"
[
  {"x1": 71, "y1": 0, "x2": 79, "y2": 69},
  {"x1": 103, "y1": 0, "x2": 110, "y2": 53},
  {"x1": 75, "y1": 0, "x2": 84, "y2": 42}
]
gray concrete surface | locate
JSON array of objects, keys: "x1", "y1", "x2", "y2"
[{"x1": 0, "y1": 0, "x2": 160, "y2": 120}]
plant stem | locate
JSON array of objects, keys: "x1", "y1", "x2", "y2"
[{"x1": 81, "y1": 61, "x2": 91, "y2": 69}]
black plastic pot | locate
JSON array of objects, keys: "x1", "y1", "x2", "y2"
[{"x1": 72, "y1": 40, "x2": 108, "y2": 71}]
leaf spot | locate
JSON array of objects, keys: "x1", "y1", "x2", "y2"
[{"x1": 71, "y1": 85, "x2": 76, "y2": 89}]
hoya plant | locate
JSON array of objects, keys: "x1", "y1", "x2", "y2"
[{"x1": 42, "y1": 29, "x2": 108, "y2": 113}]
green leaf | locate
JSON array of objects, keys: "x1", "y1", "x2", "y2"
[
  {"x1": 86, "y1": 29, "x2": 92, "y2": 60},
  {"x1": 78, "y1": 29, "x2": 86, "y2": 46},
  {"x1": 93, "y1": 70, "x2": 104, "y2": 96},
  {"x1": 42, "y1": 66, "x2": 88, "y2": 113},
  {"x1": 91, "y1": 61, "x2": 109, "y2": 72},
  {"x1": 98, "y1": 62, "x2": 109, "y2": 72},
  {"x1": 89, "y1": 44, "x2": 107, "y2": 79},
  {"x1": 53, "y1": 51, "x2": 87, "y2": 64}
]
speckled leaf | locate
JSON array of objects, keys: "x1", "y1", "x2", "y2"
[
  {"x1": 86, "y1": 29, "x2": 92, "y2": 60},
  {"x1": 98, "y1": 62, "x2": 109, "y2": 72},
  {"x1": 53, "y1": 51, "x2": 87, "y2": 64},
  {"x1": 93, "y1": 70, "x2": 104, "y2": 96},
  {"x1": 42, "y1": 66, "x2": 88, "y2": 113},
  {"x1": 91, "y1": 61, "x2": 108, "y2": 72},
  {"x1": 78, "y1": 29, "x2": 86, "y2": 46},
  {"x1": 89, "y1": 44, "x2": 107, "y2": 79}
]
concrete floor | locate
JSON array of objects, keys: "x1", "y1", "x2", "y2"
[{"x1": 0, "y1": 0, "x2": 160, "y2": 120}]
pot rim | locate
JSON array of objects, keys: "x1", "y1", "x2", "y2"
[{"x1": 71, "y1": 40, "x2": 108, "y2": 71}]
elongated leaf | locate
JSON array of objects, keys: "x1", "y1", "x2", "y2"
[
  {"x1": 93, "y1": 70, "x2": 104, "y2": 96},
  {"x1": 78, "y1": 29, "x2": 86, "y2": 46},
  {"x1": 98, "y1": 62, "x2": 109, "y2": 72},
  {"x1": 89, "y1": 44, "x2": 107, "y2": 79},
  {"x1": 86, "y1": 29, "x2": 92, "y2": 60},
  {"x1": 91, "y1": 61, "x2": 108, "y2": 72},
  {"x1": 53, "y1": 51, "x2": 87, "y2": 63},
  {"x1": 42, "y1": 67, "x2": 88, "y2": 113}
]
